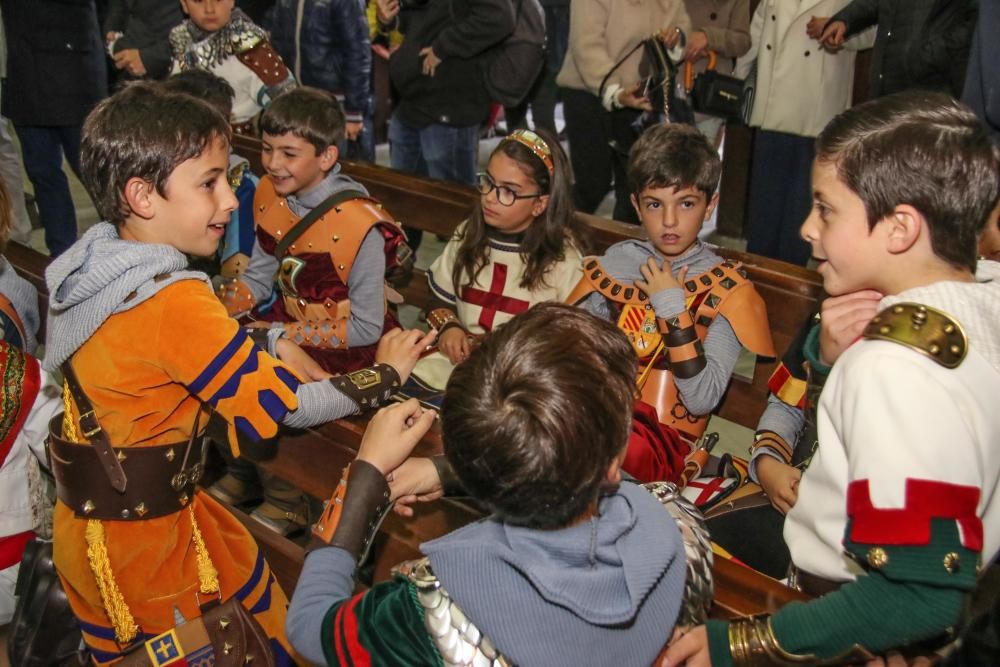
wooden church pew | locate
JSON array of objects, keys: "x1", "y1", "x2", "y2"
[{"x1": 4, "y1": 145, "x2": 818, "y2": 619}]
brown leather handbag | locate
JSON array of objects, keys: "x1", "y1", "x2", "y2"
[{"x1": 118, "y1": 598, "x2": 275, "y2": 667}]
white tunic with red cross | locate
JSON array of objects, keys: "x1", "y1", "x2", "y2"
[{"x1": 414, "y1": 222, "x2": 584, "y2": 389}]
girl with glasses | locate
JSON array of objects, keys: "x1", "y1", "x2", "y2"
[{"x1": 410, "y1": 129, "x2": 590, "y2": 392}]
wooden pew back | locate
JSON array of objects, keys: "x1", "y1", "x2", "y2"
[{"x1": 5, "y1": 142, "x2": 817, "y2": 621}]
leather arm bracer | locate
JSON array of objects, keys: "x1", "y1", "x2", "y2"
[
  {"x1": 330, "y1": 363, "x2": 401, "y2": 410},
  {"x1": 427, "y1": 308, "x2": 464, "y2": 335},
  {"x1": 310, "y1": 460, "x2": 392, "y2": 564},
  {"x1": 218, "y1": 278, "x2": 257, "y2": 317},
  {"x1": 659, "y1": 310, "x2": 707, "y2": 379}
]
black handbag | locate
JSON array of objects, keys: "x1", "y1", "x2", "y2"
[
  {"x1": 599, "y1": 34, "x2": 695, "y2": 134},
  {"x1": 684, "y1": 51, "x2": 746, "y2": 120},
  {"x1": 8, "y1": 538, "x2": 87, "y2": 667}
]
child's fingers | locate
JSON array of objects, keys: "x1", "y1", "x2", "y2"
[
  {"x1": 417, "y1": 328, "x2": 438, "y2": 349},
  {"x1": 676, "y1": 265, "x2": 689, "y2": 284},
  {"x1": 634, "y1": 278, "x2": 650, "y2": 294}
]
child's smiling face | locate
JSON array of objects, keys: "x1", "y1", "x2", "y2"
[{"x1": 180, "y1": 0, "x2": 235, "y2": 33}]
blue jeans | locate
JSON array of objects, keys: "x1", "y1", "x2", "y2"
[
  {"x1": 15, "y1": 125, "x2": 83, "y2": 257},
  {"x1": 388, "y1": 116, "x2": 479, "y2": 248}
]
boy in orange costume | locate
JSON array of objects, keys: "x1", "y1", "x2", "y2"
[{"x1": 44, "y1": 82, "x2": 431, "y2": 665}]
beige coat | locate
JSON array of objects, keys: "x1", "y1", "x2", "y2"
[
  {"x1": 557, "y1": 0, "x2": 692, "y2": 95},
  {"x1": 684, "y1": 0, "x2": 751, "y2": 76},
  {"x1": 735, "y1": 0, "x2": 875, "y2": 138}
]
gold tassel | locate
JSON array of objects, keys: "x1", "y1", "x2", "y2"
[
  {"x1": 188, "y1": 505, "x2": 220, "y2": 595},
  {"x1": 85, "y1": 519, "x2": 139, "y2": 644}
]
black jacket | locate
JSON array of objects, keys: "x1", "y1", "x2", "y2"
[
  {"x1": 0, "y1": 0, "x2": 109, "y2": 125},
  {"x1": 266, "y1": 0, "x2": 372, "y2": 121},
  {"x1": 104, "y1": 0, "x2": 185, "y2": 80},
  {"x1": 832, "y1": 0, "x2": 978, "y2": 98},
  {"x1": 963, "y1": 0, "x2": 999, "y2": 142},
  {"x1": 388, "y1": 0, "x2": 514, "y2": 127}
]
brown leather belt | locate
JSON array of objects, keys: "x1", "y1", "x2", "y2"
[
  {"x1": 792, "y1": 567, "x2": 844, "y2": 597},
  {"x1": 47, "y1": 415, "x2": 205, "y2": 521}
]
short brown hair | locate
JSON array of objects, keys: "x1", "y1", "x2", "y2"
[
  {"x1": 162, "y1": 69, "x2": 236, "y2": 120},
  {"x1": 260, "y1": 87, "x2": 345, "y2": 153},
  {"x1": 628, "y1": 123, "x2": 722, "y2": 198},
  {"x1": 816, "y1": 91, "x2": 1000, "y2": 271},
  {"x1": 442, "y1": 303, "x2": 637, "y2": 529},
  {"x1": 81, "y1": 82, "x2": 231, "y2": 226}
]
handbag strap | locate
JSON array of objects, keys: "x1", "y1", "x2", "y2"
[
  {"x1": 61, "y1": 361, "x2": 128, "y2": 493},
  {"x1": 598, "y1": 40, "x2": 645, "y2": 101},
  {"x1": 273, "y1": 189, "x2": 368, "y2": 260},
  {"x1": 683, "y1": 50, "x2": 719, "y2": 91}
]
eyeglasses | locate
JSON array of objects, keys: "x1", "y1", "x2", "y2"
[{"x1": 477, "y1": 172, "x2": 542, "y2": 207}]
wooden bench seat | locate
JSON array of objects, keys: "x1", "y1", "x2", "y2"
[{"x1": 3, "y1": 146, "x2": 819, "y2": 621}]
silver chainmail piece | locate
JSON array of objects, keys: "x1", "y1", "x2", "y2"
[
  {"x1": 170, "y1": 8, "x2": 266, "y2": 71},
  {"x1": 394, "y1": 483, "x2": 713, "y2": 664},
  {"x1": 645, "y1": 481, "x2": 715, "y2": 626},
  {"x1": 394, "y1": 558, "x2": 513, "y2": 667}
]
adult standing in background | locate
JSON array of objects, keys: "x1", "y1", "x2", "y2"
[
  {"x1": 267, "y1": 0, "x2": 375, "y2": 161},
  {"x1": 0, "y1": 15, "x2": 32, "y2": 246},
  {"x1": 1, "y1": 0, "x2": 108, "y2": 257},
  {"x1": 103, "y1": 0, "x2": 185, "y2": 83},
  {"x1": 681, "y1": 0, "x2": 750, "y2": 147},
  {"x1": 556, "y1": 0, "x2": 690, "y2": 224},
  {"x1": 735, "y1": 0, "x2": 872, "y2": 266},
  {"x1": 964, "y1": 0, "x2": 999, "y2": 142},
  {"x1": 815, "y1": 0, "x2": 978, "y2": 100}
]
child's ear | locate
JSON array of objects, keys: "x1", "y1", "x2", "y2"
[
  {"x1": 531, "y1": 194, "x2": 549, "y2": 218},
  {"x1": 124, "y1": 177, "x2": 157, "y2": 220},
  {"x1": 630, "y1": 194, "x2": 641, "y2": 218},
  {"x1": 318, "y1": 144, "x2": 339, "y2": 171},
  {"x1": 703, "y1": 192, "x2": 720, "y2": 221},
  {"x1": 885, "y1": 204, "x2": 923, "y2": 255}
]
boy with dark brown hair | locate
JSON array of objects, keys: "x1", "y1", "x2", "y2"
[{"x1": 667, "y1": 91, "x2": 1000, "y2": 667}]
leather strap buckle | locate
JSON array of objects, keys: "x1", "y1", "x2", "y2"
[{"x1": 78, "y1": 410, "x2": 102, "y2": 438}]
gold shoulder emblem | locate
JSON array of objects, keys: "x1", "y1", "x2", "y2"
[{"x1": 863, "y1": 303, "x2": 967, "y2": 368}]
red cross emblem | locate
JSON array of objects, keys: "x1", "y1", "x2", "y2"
[{"x1": 461, "y1": 263, "x2": 530, "y2": 331}]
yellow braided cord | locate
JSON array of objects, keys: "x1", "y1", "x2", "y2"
[
  {"x1": 67, "y1": 382, "x2": 139, "y2": 643},
  {"x1": 85, "y1": 519, "x2": 139, "y2": 644},
  {"x1": 61, "y1": 381, "x2": 79, "y2": 442},
  {"x1": 188, "y1": 505, "x2": 220, "y2": 595}
]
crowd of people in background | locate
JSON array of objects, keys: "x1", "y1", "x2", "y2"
[{"x1": 0, "y1": 0, "x2": 988, "y2": 264}]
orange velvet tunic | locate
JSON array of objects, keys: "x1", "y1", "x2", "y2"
[{"x1": 52, "y1": 280, "x2": 302, "y2": 665}]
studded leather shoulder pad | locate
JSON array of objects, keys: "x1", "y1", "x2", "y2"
[
  {"x1": 863, "y1": 303, "x2": 967, "y2": 369},
  {"x1": 393, "y1": 558, "x2": 513, "y2": 667}
]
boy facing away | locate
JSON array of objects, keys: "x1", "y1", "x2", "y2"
[
  {"x1": 285, "y1": 303, "x2": 706, "y2": 666},
  {"x1": 44, "y1": 82, "x2": 430, "y2": 665},
  {"x1": 567, "y1": 123, "x2": 774, "y2": 482},
  {"x1": 666, "y1": 91, "x2": 1000, "y2": 666},
  {"x1": 170, "y1": 0, "x2": 296, "y2": 134}
]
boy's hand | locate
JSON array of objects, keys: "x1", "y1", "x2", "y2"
[
  {"x1": 345, "y1": 121, "x2": 363, "y2": 141},
  {"x1": 275, "y1": 337, "x2": 333, "y2": 381},
  {"x1": 375, "y1": 327, "x2": 438, "y2": 384},
  {"x1": 618, "y1": 82, "x2": 653, "y2": 111},
  {"x1": 819, "y1": 19, "x2": 848, "y2": 49},
  {"x1": 438, "y1": 327, "x2": 471, "y2": 364},
  {"x1": 661, "y1": 625, "x2": 711, "y2": 667},
  {"x1": 113, "y1": 49, "x2": 146, "y2": 76},
  {"x1": 375, "y1": 0, "x2": 399, "y2": 24},
  {"x1": 684, "y1": 30, "x2": 709, "y2": 62},
  {"x1": 389, "y1": 457, "x2": 444, "y2": 516},
  {"x1": 420, "y1": 47, "x2": 441, "y2": 76},
  {"x1": 357, "y1": 399, "x2": 437, "y2": 475},
  {"x1": 806, "y1": 16, "x2": 829, "y2": 39},
  {"x1": 818, "y1": 289, "x2": 882, "y2": 365},
  {"x1": 635, "y1": 257, "x2": 688, "y2": 296},
  {"x1": 756, "y1": 456, "x2": 801, "y2": 514}
]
